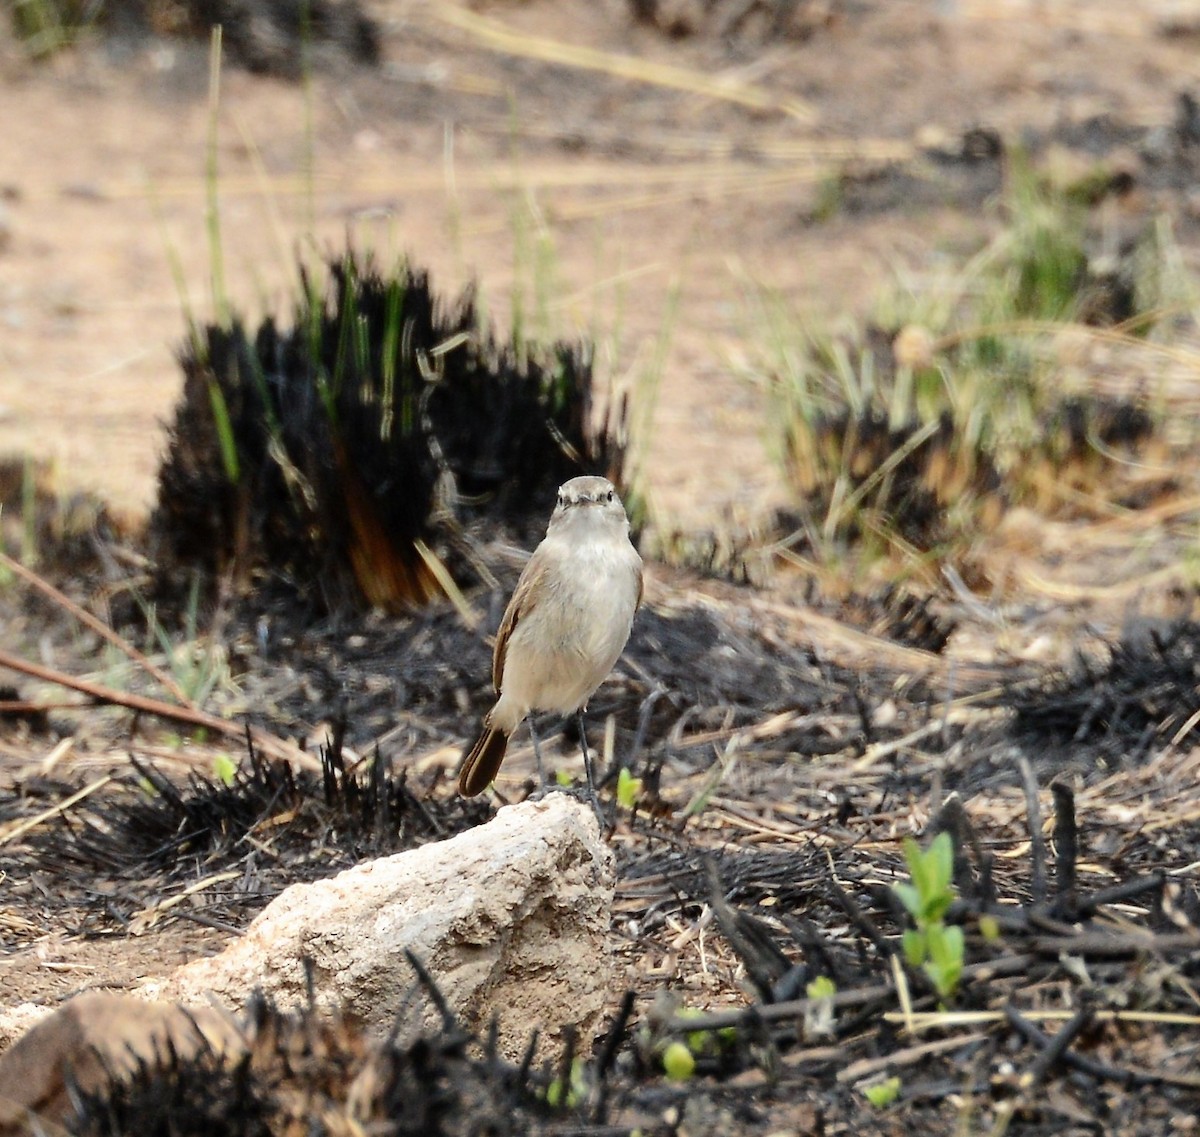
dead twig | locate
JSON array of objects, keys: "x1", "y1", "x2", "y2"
[
  {"x1": 0, "y1": 549, "x2": 195, "y2": 708},
  {"x1": 1018, "y1": 754, "x2": 1047, "y2": 903},
  {"x1": 1005, "y1": 1002, "x2": 1148, "y2": 1088},
  {"x1": 0, "y1": 774, "x2": 114, "y2": 847},
  {"x1": 1011, "y1": 999, "x2": 1094, "y2": 1090},
  {"x1": 0, "y1": 647, "x2": 308, "y2": 768},
  {"x1": 1050, "y1": 779, "x2": 1078, "y2": 917}
]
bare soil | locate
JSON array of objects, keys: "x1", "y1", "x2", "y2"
[{"x1": 5, "y1": 0, "x2": 1199, "y2": 527}]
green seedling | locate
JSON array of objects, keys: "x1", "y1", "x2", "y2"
[
  {"x1": 893, "y1": 831, "x2": 965, "y2": 999},
  {"x1": 806, "y1": 975, "x2": 836, "y2": 999},
  {"x1": 863, "y1": 1075, "x2": 902, "y2": 1108},
  {"x1": 804, "y1": 974, "x2": 838, "y2": 1038},
  {"x1": 616, "y1": 766, "x2": 642, "y2": 809},
  {"x1": 661, "y1": 1008, "x2": 738, "y2": 1065},
  {"x1": 675, "y1": 1007, "x2": 718, "y2": 1057},
  {"x1": 662, "y1": 1040, "x2": 695, "y2": 1082},
  {"x1": 212, "y1": 753, "x2": 238, "y2": 787},
  {"x1": 555, "y1": 768, "x2": 573, "y2": 788},
  {"x1": 544, "y1": 1057, "x2": 587, "y2": 1109}
]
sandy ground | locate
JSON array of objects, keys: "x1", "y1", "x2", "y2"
[{"x1": 3, "y1": 0, "x2": 1199, "y2": 534}]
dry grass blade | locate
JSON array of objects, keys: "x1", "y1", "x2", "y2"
[
  {"x1": 0, "y1": 548, "x2": 195, "y2": 708},
  {"x1": 128, "y1": 869, "x2": 243, "y2": 935},
  {"x1": 884, "y1": 1008, "x2": 1200, "y2": 1031},
  {"x1": 836, "y1": 1031, "x2": 989, "y2": 1083},
  {"x1": 414, "y1": 540, "x2": 480, "y2": 631},
  {"x1": 431, "y1": 3, "x2": 817, "y2": 122},
  {"x1": 0, "y1": 647, "x2": 309, "y2": 769},
  {"x1": 0, "y1": 774, "x2": 114, "y2": 847}
]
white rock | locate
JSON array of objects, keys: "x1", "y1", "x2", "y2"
[
  {"x1": 145, "y1": 794, "x2": 614, "y2": 1058},
  {"x1": 0, "y1": 1004, "x2": 51, "y2": 1055}
]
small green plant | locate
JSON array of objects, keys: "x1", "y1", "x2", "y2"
[
  {"x1": 661, "y1": 1040, "x2": 695, "y2": 1082},
  {"x1": 985, "y1": 149, "x2": 1088, "y2": 324},
  {"x1": 212, "y1": 753, "x2": 238, "y2": 787},
  {"x1": 616, "y1": 766, "x2": 642, "y2": 809},
  {"x1": 863, "y1": 1075, "x2": 902, "y2": 1108},
  {"x1": 804, "y1": 974, "x2": 837, "y2": 1038},
  {"x1": 544, "y1": 1057, "x2": 588, "y2": 1109},
  {"x1": 893, "y1": 831, "x2": 965, "y2": 1000},
  {"x1": 806, "y1": 975, "x2": 836, "y2": 999},
  {"x1": 675, "y1": 1007, "x2": 716, "y2": 1056},
  {"x1": 134, "y1": 576, "x2": 232, "y2": 710},
  {"x1": 664, "y1": 1008, "x2": 739, "y2": 1068}
]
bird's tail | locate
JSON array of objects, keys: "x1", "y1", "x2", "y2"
[{"x1": 457, "y1": 727, "x2": 509, "y2": 796}]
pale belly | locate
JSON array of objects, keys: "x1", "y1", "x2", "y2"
[{"x1": 491, "y1": 538, "x2": 640, "y2": 727}]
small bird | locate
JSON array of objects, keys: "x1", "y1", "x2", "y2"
[{"x1": 457, "y1": 475, "x2": 643, "y2": 804}]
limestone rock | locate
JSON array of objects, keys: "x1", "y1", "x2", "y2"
[
  {"x1": 0, "y1": 1004, "x2": 48, "y2": 1057},
  {"x1": 147, "y1": 794, "x2": 614, "y2": 1057}
]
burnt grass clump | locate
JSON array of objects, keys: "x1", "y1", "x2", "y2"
[
  {"x1": 785, "y1": 406, "x2": 1005, "y2": 548},
  {"x1": 152, "y1": 253, "x2": 628, "y2": 615},
  {"x1": 1008, "y1": 619, "x2": 1200, "y2": 766},
  {"x1": 783, "y1": 384, "x2": 1166, "y2": 556},
  {"x1": 5, "y1": 729, "x2": 488, "y2": 935},
  {"x1": 8, "y1": 0, "x2": 380, "y2": 74},
  {"x1": 70, "y1": 980, "x2": 566, "y2": 1137}
]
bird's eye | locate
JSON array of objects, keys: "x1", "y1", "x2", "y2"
[{"x1": 606, "y1": 489, "x2": 614, "y2": 502}]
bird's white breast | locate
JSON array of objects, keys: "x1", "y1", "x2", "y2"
[{"x1": 499, "y1": 529, "x2": 641, "y2": 718}]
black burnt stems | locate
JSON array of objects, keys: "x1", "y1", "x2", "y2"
[{"x1": 152, "y1": 255, "x2": 628, "y2": 614}]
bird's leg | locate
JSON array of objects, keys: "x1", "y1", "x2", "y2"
[
  {"x1": 528, "y1": 716, "x2": 547, "y2": 790},
  {"x1": 576, "y1": 709, "x2": 606, "y2": 828}
]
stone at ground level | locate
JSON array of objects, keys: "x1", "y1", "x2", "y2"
[
  {"x1": 0, "y1": 796, "x2": 615, "y2": 1131},
  {"x1": 147, "y1": 794, "x2": 615, "y2": 1057}
]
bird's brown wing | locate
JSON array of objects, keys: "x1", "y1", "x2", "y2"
[{"x1": 491, "y1": 548, "x2": 548, "y2": 692}]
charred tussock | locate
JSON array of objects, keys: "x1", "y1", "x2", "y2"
[
  {"x1": 779, "y1": 329, "x2": 1170, "y2": 555},
  {"x1": 628, "y1": 0, "x2": 836, "y2": 43},
  {"x1": 787, "y1": 405, "x2": 1004, "y2": 548},
  {"x1": 0, "y1": 456, "x2": 123, "y2": 578},
  {"x1": 8, "y1": 0, "x2": 379, "y2": 73},
  {"x1": 5, "y1": 733, "x2": 488, "y2": 936},
  {"x1": 70, "y1": 982, "x2": 573, "y2": 1137},
  {"x1": 1008, "y1": 618, "x2": 1200, "y2": 766},
  {"x1": 153, "y1": 0, "x2": 380, "y2": 75},
  {"x1": 1018, "y1": 394, "x2": 1174, "y2": 513},
  {"x1": 152, "y1": 254, "x2": 627, "y2": 616}
]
